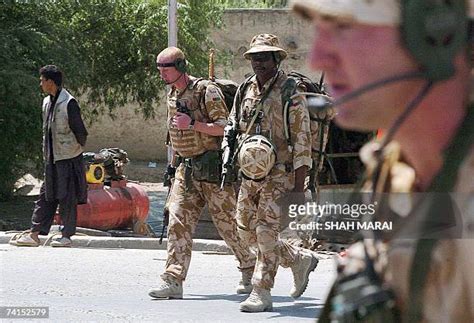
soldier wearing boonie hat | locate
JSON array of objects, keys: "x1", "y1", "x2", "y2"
[
  {"x1": 292, "y1": 0, "x2": 474, "y2": 321},
  {"x1": 229, "y1": 33, "x2": 321, "y2": 312},
  {"x1": 243, "y1": 33, "x2": 289, "y2": 59}
]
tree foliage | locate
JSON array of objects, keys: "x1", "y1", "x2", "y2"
[
  {"x1": 217, "y1": 0, "x2": 288, "y2": 8},
  {"x1": 0, "y1": 0, "x2": 223, "y2": 200}
]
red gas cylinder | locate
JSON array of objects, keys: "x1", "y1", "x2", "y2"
[{"x1": 56, "y1": 180, "x2": 149, "y2": 231}]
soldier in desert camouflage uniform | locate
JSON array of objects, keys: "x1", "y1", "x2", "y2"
[
  {"x1": 229, "y1": 34, "x2": 321, "y2": 312},
  {"x1": 149, "y1": 47, "x2": 255, "y2": 300},
  {"x1": 292, "y1": 0, "x2": 474, "y2": 321}
]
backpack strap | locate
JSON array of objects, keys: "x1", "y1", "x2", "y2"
[
  {"x1": 192, "y1": 77, "x2": 208, "y2": 114},
  {"x1": 231, "y1": 73, "x2": 281, "y2": 159},
  {"x1": 193, "y1": 77, "x2": 226, "y2": 118},
  {"x1": 233, "y1": 74, "x2": 255, "y2": 124},
  {"x1": 281, "y1": 76, "x2": 298, "y2": 151},
  {"x1": 239, "y1": 72, "x2": 280, "y2": 135}
]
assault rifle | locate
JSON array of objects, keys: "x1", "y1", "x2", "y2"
[
  {"x1": 159, "y1": 164, "x2": 176, "y2": 244},
  {"x1": 220, "y1": 121, "x2": 238, "y2": 190},
  {"x1": 176, "y1": 101, "x2": 191, "y2": 116}
]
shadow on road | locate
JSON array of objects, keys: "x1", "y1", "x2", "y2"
[
  {"x1": 267, "y1": 302, "x2": 323, "y2": 320},
  {"x1": 181, "y1": 293, "x2": 322, "y2": 319}
]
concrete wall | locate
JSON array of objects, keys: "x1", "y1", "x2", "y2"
[
  {"x1": 84, "y1": 9, "x2": 315, "y2": 161},
  {"x1": 211, "y1": 9, "x2": 318, "y2": 83}
]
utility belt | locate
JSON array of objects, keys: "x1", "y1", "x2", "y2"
[{"x1": 175, "y1": 150, "x2": 236, "y2": 184}]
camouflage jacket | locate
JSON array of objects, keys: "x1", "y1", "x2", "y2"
[
  {"x1": 229, "y1": 70, "x2": 312, "y2": 177},
  {"x1": 335, "y1": 121, "x2": 474, "y2": 322}
]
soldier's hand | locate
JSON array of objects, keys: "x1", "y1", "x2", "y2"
[
  {"x1": 172, "y1": 112, "x2": 192, "y2": 130},
  {"x1": 291, "y1": 190, "x2": 307, "y2": 207}
]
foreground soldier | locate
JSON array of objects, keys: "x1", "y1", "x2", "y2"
[
  {"x1": 292, "y1": 0, "x2": 473, "y2": 321},
  {"x1": 229, "y1": 34, "x2": 320, "y2": 312},
  {"x1": 15, "y1": 65, "x2": 88, "y2": 248},
  {"x1": 149, "y1": 47, "x2": 256, "y2": 299}
]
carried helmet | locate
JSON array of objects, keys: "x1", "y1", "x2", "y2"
[{"x1": 238, "y1": 135, "x2": 277, "y2": 180}]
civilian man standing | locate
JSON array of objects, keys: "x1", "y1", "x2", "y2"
[{"x1": 16, "y1": 65, "x2": 88, "y2": 248}]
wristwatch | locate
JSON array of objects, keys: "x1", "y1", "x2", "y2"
[{"x1": 188, "y1": 119, "x2": 195, "y2": 130}]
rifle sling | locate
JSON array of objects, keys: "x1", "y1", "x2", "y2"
[{"x1": 232, "y1": 72, "x2": 281, "y2": 158}]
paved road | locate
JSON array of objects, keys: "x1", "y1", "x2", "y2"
[{"x1": 0, "y1": 245, "x2": 336, "y2": 322}]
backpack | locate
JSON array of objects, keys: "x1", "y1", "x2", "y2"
[
  {"x1": 282, "y1": 71, "x2": 333, "y2": 196},
  {"x1": 282, "y1": 71, "x2": 329, "y2": 141},
  {"x1": 232, "y1": 71, "x2": 329, "y2": 142},
  {"x1": 195, "y1": 78, "x2": 239, "y2": 112}
]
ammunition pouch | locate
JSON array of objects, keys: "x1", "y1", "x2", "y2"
[
  {"x1": 176, "y1": 151, "x2": 237, "y2": 184},
  {"x1": 222, "y1": 164, "x2": 238, "y2": 184},
  {"x1": 190, "y1": 150, "x2": 220, "y2": 183}
]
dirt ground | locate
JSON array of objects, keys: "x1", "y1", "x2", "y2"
[{"x1": 0, "y1": 195, "x2": 38, "y2": 231}]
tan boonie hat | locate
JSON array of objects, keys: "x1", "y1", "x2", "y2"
[
  {"x1": 243, "y1": 34, "x2": 288, "y2": 60},
  {"x1": 291, "y1": 0, "x2": 473, "y2": 25}
]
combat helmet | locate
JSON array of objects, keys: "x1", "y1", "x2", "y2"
[{"x1": 238, "y1": 135, "x2": 277, "y2": 180}]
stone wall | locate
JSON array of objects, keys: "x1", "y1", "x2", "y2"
[
  {"x1": 211, "y1": 9, "x2": 318, "y2": 82},
  {"x1": 84, "y1": 9, "x2": 315, "y2": 161}
]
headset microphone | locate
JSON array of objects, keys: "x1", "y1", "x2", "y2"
[
  {"x1": 163, "y1": 72, "x2": 185, "y2": 85},
  {"x1": 297, "y1": 70, "x2": 432, "y2": 149},
  {"x1": 297, "y1": 70, "x2": 425, "y2": 115},
  {"x1": 302, "y1": 0, "x2": 468, "y2": 123}
]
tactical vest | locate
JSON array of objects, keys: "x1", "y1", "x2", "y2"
[
  {"x1": 167, "y1": 77, "x2": 222, "y2": 158},
  {"x1": 237, "y1": 72, "x2": 298, "y2": 173},
  {"x1": 42, "y1": 89, "x2": 83, "y2": 162}
]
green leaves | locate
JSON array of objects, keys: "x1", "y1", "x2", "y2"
[
  {"x1": 0, "y1": 0, "x2": 225, "y2": 200},
  {"x1": 216, "y1": 0, "x2": 288, "y2": 9}
]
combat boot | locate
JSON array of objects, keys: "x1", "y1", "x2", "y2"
[
  {"x1": 236, "y1": 267, "x2": 253, "y2": 294},
  {"x1": 290, "y1": 251, "x2": 319, "y2": 298},
  {"x1": 148, "y1": 275, "x2": 183, "y2": 299},
  {"x1": 240, "y1": 287, "x2": 273, "y2": 312}
]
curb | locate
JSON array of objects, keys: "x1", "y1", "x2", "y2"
[{"x1": 0, "y1": 232, "x2": 232, "y2": 253}]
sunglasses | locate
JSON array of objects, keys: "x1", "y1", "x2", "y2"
[{"x1": 249, "y1": 52, "x2": 274, "y2": 62}]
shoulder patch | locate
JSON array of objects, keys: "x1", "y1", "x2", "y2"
[{"x1": 207, "y1": 86, "x2": 218, "y2": 95}]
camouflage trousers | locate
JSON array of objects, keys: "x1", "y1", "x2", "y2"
[
  {"x1": 236, "y1": 172, "x2": 306, "y2": 290},
  {"x1": 162, "y1": 164, "x2": 256, "y2": 281}
]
